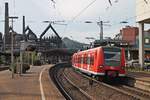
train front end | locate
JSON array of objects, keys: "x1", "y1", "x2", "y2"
[{"x1": 98, "y1": 47, "x2": 126, "y2": 78}]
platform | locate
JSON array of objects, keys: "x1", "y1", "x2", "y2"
[
  {"x1": 0, "y1": 64, "x2": 65, "y2": 100},
  {"x1": 0, "y1": 65, "x2": 8, "y2": 71},
  {"x1": 126, "y1": 71, "x2": 150, "y2": 92}
]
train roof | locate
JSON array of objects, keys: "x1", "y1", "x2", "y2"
[
  {"x1": 72, "y1": 46, "x2": 122, "y2": 56},
  {"x1": 79, "y1": 46, "x2": 121, "y2": 52}
]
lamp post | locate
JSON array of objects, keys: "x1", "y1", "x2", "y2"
[{"x1": 9, "y1": 16, "x2": 18, "y2": 79}]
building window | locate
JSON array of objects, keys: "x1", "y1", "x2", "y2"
[{"x1": 145, "y1": 38, "x2": 150, "y2": 44}]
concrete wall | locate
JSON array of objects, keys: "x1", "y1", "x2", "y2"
[{"x1": 136, "y1": 0, "x2": 150, "y2": 22}]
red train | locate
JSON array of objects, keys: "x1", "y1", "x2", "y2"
[{"x1": 72, "y1": 46, "x2": 126, "y2": 80}]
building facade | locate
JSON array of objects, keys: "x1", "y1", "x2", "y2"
[{"x1": 136, "y1": 0, "x2": 150, "y2": 67}]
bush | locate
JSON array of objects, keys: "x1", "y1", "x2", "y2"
[
  {"x1": 9, "y1": 63, "x2": 30, "y2": 73},
  {"x1": 22, "y1": 63, "x2": 30, "y2": 72}
]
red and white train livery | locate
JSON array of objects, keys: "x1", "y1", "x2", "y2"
[{"x1": 72, "y1": 46, "x2": 126, "y2": 78}]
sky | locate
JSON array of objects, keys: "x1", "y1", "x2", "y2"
[{"x1": 0, "y1": 0, "x2": 136, "y2": 44}]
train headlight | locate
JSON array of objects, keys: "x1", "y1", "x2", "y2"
[{"x1": 99, "y1": 66, "x2": 103, "y2": 68}]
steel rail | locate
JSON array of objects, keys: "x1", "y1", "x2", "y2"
[
  {"x1": 75, "y1": 70, "x2": 149, "y2": 100},
  {"x1": 63, "y1": 72, "x2": 93, "y2": 100},
  {"x1": 49, "y1": 66, "x2": 73, "y2": 100},
  {"x1": 118, "y1": 85, "x2": 150, "y2": 100}
]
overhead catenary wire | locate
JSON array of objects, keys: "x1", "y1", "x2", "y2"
[
  {"x1": 61, "y1": 0, "x2": 98, "y2": 39},
  {"x1": 61, "y1": 0, "x2": 150, "y2": 28},
  {"x1": 108, "y1": 0, "x2": 112, "y2": 6},
  {"x1": 99, "y1": 0, "x2": 150, "y2": 30},
  {"x1": 71, "y1": 0, "x2": 97, "y2": 22},
  {"x1": 144, "y1": 0, "x2": 148, "y2": 4},
  {"x1": 49, "y1": 0, "x2": 138, "y2": 36}
]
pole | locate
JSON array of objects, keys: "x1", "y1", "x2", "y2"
[
  {"x1": 97, "y1": 21, "x2": 103, "y2": 41},
  {"x1": 32, "y1": 52, "x2": 34, "y2": 66},
  {"x1": 100, "y1": 21, "x2": 103, "y2": 41},
  {"x1": 11, "y1": 18, "x2": 14, "y2": 78},
  {"x1": 20, "y1": 16, "x2": 25, "y2": 76},
  {"x1": 9, "y1": 16, "x2": 18, "y2": 79},
  {"x1": 139, "y1": 23, "x2": 144, "y2": 69},
  {"x1": 20, "y1": 51, "x2": 23, "y2": 76},
  {"x1": 23, "y1": 16, "x2": 26, "y2": 41}
]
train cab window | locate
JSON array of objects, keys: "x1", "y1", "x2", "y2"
[{"x1": 104, "y1": 48, "x2": 121, "y2": 66}]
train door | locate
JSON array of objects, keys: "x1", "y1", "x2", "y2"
[
  {"x1": 86, "y1": 52, "x2": 94, "y2": 72},
  {"x1": 96, "y1": 47, "x2": 104, "y2": 73},
  {"x1": 90, "y1": 52, "x2": 95, "y2": 72}
]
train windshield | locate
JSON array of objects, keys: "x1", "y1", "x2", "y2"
[{"x1": 104, "y1": 48, "x2": 121, "y2": 66}]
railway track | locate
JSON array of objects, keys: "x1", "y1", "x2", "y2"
[
  {"x1": 90, "y1": 76, "x2": 150, "y2": 100},
  {"x1": 64, "y1": 67, "x2": 150, "y2": 100},
  {"x1": 49, "y1": 63, "x2": 92, "y2": 100},
  {"x1": 116, "y1": 85, "x2": 150, "y2": 100},
  {"x1": 49, "y1": 64, "x2": 150, "y2": 100},
  {"x1": 83, "y1": 74, "x2": 150, "y2": 100},
  {"x1": 49, "y1": 64, "x2": 72, "y2": 100}
]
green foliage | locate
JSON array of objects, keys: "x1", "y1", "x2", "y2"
[
  {"x1": 9, "y1": 63, "x2": 30, "y2": 73},
  {"x1": 0, "y1": 55, "x2": 8, "y2": 65},
  {"x1": 22, "y1": 51, "x2": 38, "y2": 65}
]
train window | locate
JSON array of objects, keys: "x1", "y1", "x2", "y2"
[
  {"x1": 84, "y1": 57, "x2": 87, "y2": 64},
  {"x1": 90, "y1": 56, "x2": 94, "y2": 65},
  {"x1": 78, "y1": 57, "x2": 81, "y2": 63},
  {"x1": 81, "y1": 57, "x2": 84, "y2": 64},
  {"x1": 87, "y1": 57, "x2": 94, "y2": 65},
  {"x1": 87, "y1": 57, "x2": 90, "y2": 64},
  {"x1": 104, "y1": 50, "x2": 121, "y2": 66}
]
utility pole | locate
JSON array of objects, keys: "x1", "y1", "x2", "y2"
[
  {"x1": 97, "y1": 18, "x2": 110, "y2": 41},
  {"x1": 9, "y1": 16, "x2": 18, "y2": 79},
  {"x1": 85, "y1": 18, "x2": 110, "y2": 42}
]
